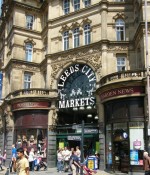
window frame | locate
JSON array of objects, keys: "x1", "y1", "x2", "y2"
[
  {"x1": 63, "y1": 31, "x2": 69, "y2": 51},
  {"x1": 84, "y1": 24, "x2": 91, "y2": 45},
  {"x1": 84, "y1": 0, "x2": 91, "y2": 7},
  {"x1": 63, "y1": 0, "x2": 70, "y2": 15},
  {"x1": 73, "y1": 27, "x2": 80, "y2": 48},
  {"x1": 117, "y1": 56, "x2": 126, "y2": 71},
  {"x1": 73, "y1": 0, "x2": 80, "y2": 11},
  {"x1": 24, "y1": 73, "x2": 32, "y2": 89},
  {"x1": 115, "y1": 19, "x2": 125, "y2": 41},
  {"x1": 25, "y1": 43, "x2": 33, "y2": 62},
  {"x1": 26, "y1": 15, "x2": 34, "y2": 30}
]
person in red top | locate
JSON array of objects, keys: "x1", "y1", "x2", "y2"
[{"x1": 143, "y1": 151, "x2": 150, "y2": 175}]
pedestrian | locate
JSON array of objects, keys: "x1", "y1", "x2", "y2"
[
  {"x1": 10, "y1": 144, "x2": 17, "y2": 172},
  {"x1": 76, "y1": 146, "x2": 81, "y2": 162},
  {"x1": 62, "y1": 147, "x2": 71, "y2": 172},
  {"x1": 3, "y1": 150, "x2": 6, "y2": 166},
  {"x1": 28, "y1": 148, "x2": 35, "y2": 171},
  {"x1": 0, "y1": 150, "x2": 4, "y2": 171},
  {"x1": 12, "y1": 147, "x2": 29, "y2": 175},
  {"x1": 57, "y1": 149, "x2": 64, "y2": 173},
  {"x1": 143, "y1": 151, "x2": 150, "y2": 175},
  {"x1": 69, "y1": 150, "x2": 80, "y2": 175}
]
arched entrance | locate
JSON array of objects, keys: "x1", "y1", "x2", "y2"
[{"x1": 56, "y1": 63, "x2": 99, "y2": 156}]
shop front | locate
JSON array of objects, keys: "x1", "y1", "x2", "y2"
[
  {"x1": 12, "y1": 101, "x2": 50, "y2": 159},
  {"x1": 99, "y1": 85, "x2": 146, "y2": 173}
]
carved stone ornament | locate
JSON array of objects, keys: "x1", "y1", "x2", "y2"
[
  {"x1": 12, "y1": 63, "x2": 39, "y2": 72},
  {"x1": 0, "y1": 114, "x2": 3, "y2": 133},
  {"x1": 49, "y1": 45, "x2": 102, "y2": 88},
  {"x1": 113, "y1": 12, "x2": 128, "y2": 21},
  {"x1": 108, "y1": 45, "x2": 129, "y2": 51},
  {"x1": 5, "y1": 105, "x2": 14, "y2": 132}
]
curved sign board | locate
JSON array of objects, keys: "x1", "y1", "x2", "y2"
[{"x1": 58, "y1": 64, "x2": 96, "y2": 109}]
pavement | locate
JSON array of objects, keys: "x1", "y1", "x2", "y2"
[
  {"x1": 0, "y1": 166, "x2": 115, "y2": 175},
  {"x1": 0, "y1": 167, "x2": 145, "y2": 175}
]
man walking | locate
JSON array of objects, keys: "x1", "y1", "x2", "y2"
[{"x1": 12, "y1": 147, "x2": 29, "y2": 175}]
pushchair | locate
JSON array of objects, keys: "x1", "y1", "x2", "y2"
[{"x1": 80, "y1": 163, "x2": 97, "y2": 175}]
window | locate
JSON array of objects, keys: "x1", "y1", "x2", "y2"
[
  {"x1": 63, "y1": 0, "x2": 70, "y2": 14},
  {"x1": 84, "y1": 0, "x2": 91, "y2": 7},
  {"x1": 84, "y1": 24, "x2": 91, "y2": 45},
  {"x1": 73, "y1": 0, "x2": 80, "y2": 11},
  {"x1": 116, "y1": 19, "x2": 125, "y2": 41},
  {"x1": 63, "y1": 31, "x2": 69, "y2": 50},
  {"x1": 24, "y1": 73, "x2": 32, "y2": 89},
  {"x1": 25, "y1": 43, "x2": 33, "y2": 62},
  {"x1": 73, "y1": 28, "x2": 79, "y2": 48},
  {"x1": 26, "y1": 15, "x2": 34, "y2": 30},
  {"x1": 117, "y1": 56, "x2": 126, "y2": 71}
]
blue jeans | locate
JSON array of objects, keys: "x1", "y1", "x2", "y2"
[{"x1": 57, "y1": 161, "x2": 63, "y2": 172}]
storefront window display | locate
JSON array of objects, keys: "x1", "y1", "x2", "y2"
[
  {"x1": 15, "y1": 129, "x2": 47, "y2": 158},
  {"x1": 129, "y1": 122, "x2": 144, "y2": 166}
]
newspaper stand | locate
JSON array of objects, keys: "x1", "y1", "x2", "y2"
[{"x1": 87, "y1": 156, "x2": 98, "y2": 170}]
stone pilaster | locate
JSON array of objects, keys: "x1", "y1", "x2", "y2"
[
  {"x1": 97, "y1": 95, "x2": 105, "y2": 170},
  {"x1": 47, "y1": 101, "x2": 57, "y2": 167}
]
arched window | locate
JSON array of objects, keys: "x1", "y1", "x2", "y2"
[
  {"x1": 63, "y1": 31, "x2": 69, "y2": 50},
  {"x1": 115, "y1": 19, "x2": 125, "y2": 41},
  {"x1": 25, "y1": 43, "x2": 33, "y2": 62},
  {"x1": 73, "y1": 28, "x2": 79, "y2": 48},
  {"x1": 84, "y1": 24, "x2": 91, "y2": 45}
]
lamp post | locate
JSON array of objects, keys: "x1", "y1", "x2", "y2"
[
  {"x1": 80, "y1": 120, "x2": 84, "y2": 175},
  {"x1": 145, "y1": 0, "x2": 150, "y2": 128}
]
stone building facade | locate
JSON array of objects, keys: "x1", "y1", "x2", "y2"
[{"x1": 0, "y1": 0, "x2": 150, "y2": 173}]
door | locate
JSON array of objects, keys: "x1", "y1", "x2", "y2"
[{"x1": 113, "y1": 129, "x2": 129, "y2": 173}]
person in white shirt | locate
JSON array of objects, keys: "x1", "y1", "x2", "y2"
[
  {"x1": 28, "y1": 148, "x2": 34, "y2": 171},
  {"x1": 57, "y1": 149, "x2": 64, "y2": 173},
  {"x1": 62, "y1": 147, "x2": 71, "y2": 172}
]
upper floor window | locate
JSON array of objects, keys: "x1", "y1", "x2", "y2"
[
  {"x1": 73, "y1": 0, "x2": 80, "y2": 11},
  {"x1": 25, "y1": 43, "x2": 33, "y2": 62},
  {"x1": 73, "y1": 28, "x2": 80, "y2": 48},
  {"x1": 117, "y1": 56, "x2": 126, "y2": 71},
  {"x1": 24, "y1": 73, "x2": 32, "y2": 89},
  {"x1": 115, "y1": 19, "x2": 125, "y2": 41},
  {"x1": 84, "y1": 0, "x2": 91, "y2": 7},
  {"x1": 26, "y1": 15, "x2": 34, "y2": 30},
  {"x1": 63, "y1": 31, "x2": 69, "y2": 50},
  {"x1": 84, "y1": 24, "x2": 91, "y2": 45},
  {"x1": 63, "y1": 0, "x2": 70, "y2": 14}
]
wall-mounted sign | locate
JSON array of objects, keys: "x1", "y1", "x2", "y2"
[
  {"x1": 58, "y1": 64, "x2": 96, "y2": 109},
  {"x1": 13, "y1": 102, "x2": 50, "y2": 110},
  {"x1": 67, "y1": 136, "x2": 81, "y2": 141},
  {"x1": 100, "y1": 86, "x2": 145, "y2": 101}
]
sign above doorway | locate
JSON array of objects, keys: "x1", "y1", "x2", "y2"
[{"x1": 58, "y1": 64, "x2": 96, "y2": 109}]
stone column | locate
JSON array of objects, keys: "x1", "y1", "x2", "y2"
[
  {"x1": 96, "y1": 95, "x2": 105, "y2": 170},
  {"x1": 47, "y1": 101, "x2": 57, "y2": 167},
  {"x1": 101, "y1": 1, "x2": 108, "y2": 40},
  {"x1": 5, "y1": 105, "x2": 14, "y2": 166}
]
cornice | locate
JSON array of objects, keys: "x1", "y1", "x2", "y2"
[{"x1": 2, "y1": 59, "x2": 40, "y2": 72}]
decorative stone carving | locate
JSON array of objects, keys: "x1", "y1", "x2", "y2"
[
  {"x1": 0, "y1": 114, "x2": 3, "y2": 133},
  {"x1": 48, "y1": 106, "x2": 58, "y2": 131},
  {"x1": 113, "y1": 12, "x2": 128, "y2": 21},
  {"x1": 12, "y1": 63, "x2": 39, "y2": 71},
  {"x1": 5, "y1": 105, "x2": 14, "y2": 132},
  {"x1": 108, "y1": 45, "x2": 129, "y2": 51}
]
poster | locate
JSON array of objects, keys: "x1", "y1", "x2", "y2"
[
  {"x1": 59, "y1": 142, "x2": 64, "y2": 149},
  {"x1": 130, "y1": 150, "x2": 138, "y2": 165}
]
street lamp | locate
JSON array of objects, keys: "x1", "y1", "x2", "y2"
[{"x1": 144, "y1": 0, "x2": 150, "y2": 129}]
